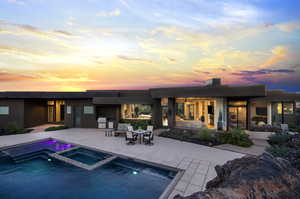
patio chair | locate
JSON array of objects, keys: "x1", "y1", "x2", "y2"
[
  {"x1": 146, "y1": 125, "x2": 154, "y2": 134},
  {"x1": 126, "y1": 131, "x2": 137, "y2": 145},
  {"x1": 143, "y1": 131, "x2": 154, "y2": 145}
]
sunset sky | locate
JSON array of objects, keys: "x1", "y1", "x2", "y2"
[{"x1": 0, "y1": 0, "x2": 299, "y2": 91}]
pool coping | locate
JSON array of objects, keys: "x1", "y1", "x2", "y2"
[{"x1": 0, "y1": 137, "x2": 184, "y2": 199}]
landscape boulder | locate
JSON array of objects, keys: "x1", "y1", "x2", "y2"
[
  {"x1": 286, "y1": 149, "x2": 300, "y2": 171},
  {"x1": 287, "y1": 133, "x2": 300, "y2": 148},
  {"x1": 174, "y1": 153, "x2": 300, "y2": 199}
]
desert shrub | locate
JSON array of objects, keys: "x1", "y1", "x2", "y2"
[
  {"x1": 0, "y1": 122, "x2": 32, "y2": 136},
  {"x1": 267, "y1": 133, "x2": 291, "y2": 146},
  {"x1": 159, "y1": 128, "x2": 219, "y2": 146},
  {"x1": 159, "y1": 129, "x2": 193, "y2": 141},
  {"x1": 6, "y1": 122, "x2": 18, "y2": 133},
  {"x1": 289, "y1": 124, "x2": 300, "y2": 133},
  {"x1": 45, "y1": 126, "x2": 69, "y2": 131},
  {"x1": 191, "y1": 128, "x2": 215, "y2": 142},
  {"x1": 266, "y1": 146, "x2": 293, "y2": 158},
  {"x1": 119, "y1": 119, "x2": 152, "y2": 130},
  {"x1": 218, "y1": 128, "x2": 253, "y2": 147},
  {"x1": 249, "y1": 124, "x2": 281, "y2": 132}
]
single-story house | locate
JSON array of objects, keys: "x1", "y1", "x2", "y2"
[{"x1": 0, "y1": 78, "x2": 299, "y2": 130}]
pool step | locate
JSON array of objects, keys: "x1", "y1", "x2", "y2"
[
  {"x1": 12, "y1": 150, "x2": 50, "y2": 163},
  {"x1": 50, "y1": 153, "x2": 117, "y2": 171},
  {"x1": 56, "y1": 146, "x2": 80, "y2": 155},
  {"x1": 0, "y1": 167, "x2": 21, "y2": 175}
]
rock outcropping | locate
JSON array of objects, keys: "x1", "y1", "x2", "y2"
[
  {"x1": 286, "y1": 150, "x2": 300, "y2": 170},
  {"x1": 288, "y1": 133, "x2": 300, "y2": 148},
  {"x1": 174, "y1": 153, "x2": 300, "y2": 199}
]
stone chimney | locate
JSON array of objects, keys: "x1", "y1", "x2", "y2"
[{"x1": 206, "y1": 78, "x2": 221, "y2": 86}]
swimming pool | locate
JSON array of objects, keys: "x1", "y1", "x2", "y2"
[{"x1": 0, "y1": 139, "x2": 179, "y2": 199}]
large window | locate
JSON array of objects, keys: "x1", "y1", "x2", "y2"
[
  {"x1": 121, "y1": 104, "x2": 152, "y2": 120},
  {"x1": 175, "y1": 98, "x2": 215, "y2": 128},
  {"x1": 161, "y1": 98, "x2": 168, "y2": 126},
  {"x1": 272, "y1": 102, "x2": 295, "y2": 126},
  {"x1": 0, "y1": 106, "x2": 9, "y2": 115}
]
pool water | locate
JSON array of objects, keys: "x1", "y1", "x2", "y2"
[
  {"x1": 3, "y1": 139, "x2": 74, "y2": 158},
  {"x1": 60, "y1": 148, "x2": 111, "y2": 165},
  {"x1": 0, "y1": 141, "x2": 176, "y2": 199}
]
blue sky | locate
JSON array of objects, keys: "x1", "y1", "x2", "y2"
[{"x1": 0, "y1": 0, "x2": 299, "y2": 91}]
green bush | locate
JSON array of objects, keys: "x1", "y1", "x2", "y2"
[
  {"x1": 45, "y1": 126, "x2": 69, "y2": 131},
  {"x1": 289, "y1": 124, "x2": 300, "y2": 133},
  {"x1": 267, "y1": 133, "x2": 291, "y2": 146},
  {"x1": 191, "y1": 128, "x2": 215, "y2": 142},
  {"x1": 266, "y1": 146, "x2": 293, "y2": 158},
  {"x1": 0, "y1": 122, "x2": 32, "y2": 136},
  {"x1": 119, "y1": 119, "x2": 152, "y2": 130},
  {"x1": 6, "y1": 122, "x2": 18, "y2": 133},
  {"x1": 218, "y1": 128, "x2": 253, "y2": 147}
]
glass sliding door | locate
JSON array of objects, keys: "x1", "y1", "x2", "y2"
[
  {"x1": 47, "y1": 100, "x2": 65, "y2": 123},
  {"x1": 47, "y1": 101, "x2": 55, "y2": 122},
  {"x1": 272, "y1": 102, "x2": 283, "y2": 126},
  {"x1": 228, "y1": 101, "x2": 247, "y2": 129},
  {"x1": 272, "y1": 102, "x2": 296, "y2": 126},
  {"x1": 161, "y1": 98, "x2": 168, "y2": 126}
]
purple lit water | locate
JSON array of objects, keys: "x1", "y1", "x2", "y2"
[{"x1": 2, "y1": 139, "x2": 74, "y2": 157}]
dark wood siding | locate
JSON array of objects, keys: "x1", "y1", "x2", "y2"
[
  {"x1": 24, "y1": 100, "x2": 48, "y2": 128},
  {"x1": 0, "y1": 99, "x2": 24, "y2": 129},
  {"x1": 65, "y1": 99, "x2": 97, "y2": 128}
]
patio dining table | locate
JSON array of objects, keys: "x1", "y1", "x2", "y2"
[{"x1": 133, "y1": 130, "x2": 148, "y2": 144}]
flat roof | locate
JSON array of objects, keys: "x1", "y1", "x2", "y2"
[
  {"x1": 251, "y1": 90, "x2": 300, "y2": 102},
  {"x1": 0, "y1": 85, "x2": 299, "y2": 102},
  {"x1": 149, "y1": 85, "x2": 266, "y2": 98}
]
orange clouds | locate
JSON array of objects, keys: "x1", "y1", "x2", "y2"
[
  {"x1": 261, "y1": 46, "x2": 289, "y2": 68},
  {"x1": 0, "y1": 71, "x2": 37, "y2": 82}
]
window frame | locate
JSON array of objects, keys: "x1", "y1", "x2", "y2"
[
  {"x1": 0, "y1": 106, "x2": 9, "y2": 115},
  {"x1": 83, "y1": 105, "x2": 94, "y2": 114},
  {"x1": 66, "y1": 105, "x2": 72, "y2": 114}
]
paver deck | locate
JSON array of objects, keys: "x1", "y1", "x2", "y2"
[{"x1": 0, "y1": 128, "x2": 244, "y2": 198}]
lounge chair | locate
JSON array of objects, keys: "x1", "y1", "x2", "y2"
[
  {"x1": 114, "y1": 123, "x2": 130, "y2": 137},
  {"x1": 126, "y1": 131, "x2": 137, "y2": 145}
]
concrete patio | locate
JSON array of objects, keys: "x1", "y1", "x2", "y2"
[{"x1": 0, "y1": 128, "x2": 244, "y2": 198}]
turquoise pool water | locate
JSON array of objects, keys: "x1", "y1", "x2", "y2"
[{"x1": 0, "y1": 140, "x2": 176, "y2": 199}]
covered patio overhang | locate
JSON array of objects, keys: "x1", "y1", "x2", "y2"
[{"x1": 92, "y1": 97, "x2": 154, "y2": 105}]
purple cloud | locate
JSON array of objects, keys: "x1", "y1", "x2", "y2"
[{"x1": 232, "y1": 69, "x2": 295, "y2": 76}]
